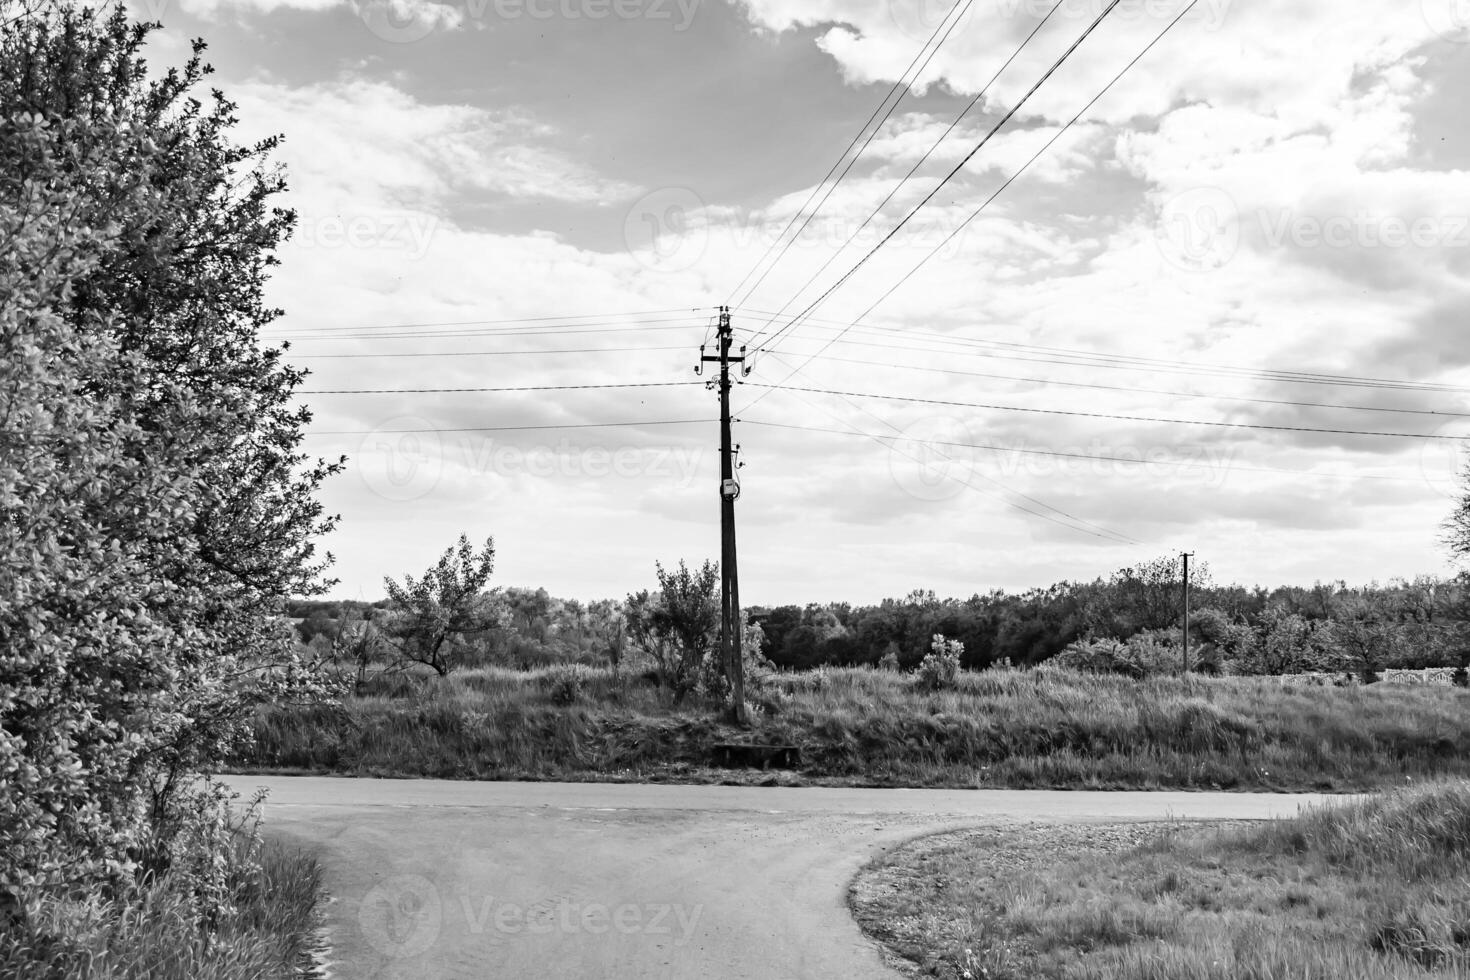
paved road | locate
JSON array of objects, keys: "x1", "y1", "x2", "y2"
[{"x1": 228, "y1": 777, "x2": 1347, "y2": 980}]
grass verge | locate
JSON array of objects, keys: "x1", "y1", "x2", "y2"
[
  {"x1": 235, "y1": 665, "x2": 1470, "y2": 791},
  {"x1": 849, "y1": 780, "x2": 1470, "y2": 979},
  {"x1": 0, "y1": 838, "x2": 326, "y2": 980}
]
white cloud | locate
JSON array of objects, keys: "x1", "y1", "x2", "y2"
[{"x1": 232, "y1": 78, "x2": 639, "y2": 208}]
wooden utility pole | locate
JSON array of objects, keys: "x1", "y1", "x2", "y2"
[
  {"x1": 1181, "y1": 551, "x2": 1194, "y2": 673},
  {"x1": 700, "y1": 307, "x2": 749, "y2": 724}
]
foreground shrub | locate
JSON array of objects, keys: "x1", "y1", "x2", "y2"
[
  {"x1": 0, "y1": 835, "x2": 323, "y2": 980},
  {"x1": 0, "y1": 1, "x2": 339, "y2": 900}
]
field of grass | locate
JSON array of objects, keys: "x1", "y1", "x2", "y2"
[
  {"x1": 234, "y1": 664, "x2": 1470, "y2": 791},
  {"x1": 849, "y1": 780, "x2": 1470, "y2": 979},
  {"x1": 0, "y1": 839, "x2": 324, "y2": 980}
]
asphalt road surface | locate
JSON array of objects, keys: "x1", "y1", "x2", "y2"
[{"x1": 227, "y1": 776, "x2": 1347, "y2": 980}]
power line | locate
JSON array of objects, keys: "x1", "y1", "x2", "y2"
[
  {"x1": 804, "y1": 352, "x2": 1470, "y2": 418},
  {"x1": 849, "y1": 0, "x2": 1207, "y2": 326},
  {"x1": 741, "y1": 370, "x2": 1138, "y2": 544},
  {"x1": 746, "y1": 0, "x2": 1067, "y2": 349},
  {"x1": 266, "y1": 308, "x2": 708, "y2": 336},
  {"x1": 740, "y1": 0, "x2": 1211, "y2": 414},
  {"x1": 752, "y1": 381, "x2": 1466, "y2": 441},
  {"x1": 725, "y1": 0, "x2": 970, "y2": 309},
  {"x1": 302, "y1": 418, "x2": 708, "y2": 437},
  {"x1": 755, "y1": 0, "x2": 1127, "y2": 358},
  {"x1": 741, "y1": 418, "x2": 1433, "y2": 485},
  {"x1": 297, "y1": 381, "x2": 703, "y2": 395},
  {"x1": 290, "y1": 345, "x2": 687, "y2": 360},
  {"x1": 733, "y1": 0, "x2": 981, "y2": 316},
  {"x1": 272, "y1": 321, "x2": 702, "y2": 343},
  {"x1": 753, "y1": 312, "x2": 1470, "y2": 394}
]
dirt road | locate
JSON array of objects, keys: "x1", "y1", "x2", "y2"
[{"x1": 228, "y1": 777, "x2": 1345, "y2": 979}]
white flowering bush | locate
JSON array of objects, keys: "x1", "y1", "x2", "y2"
[
  {"x1": 918, "y1": 634, "x2": 964, "y2": 691},
  {"x1": 0, "y1": 0, "x2": 339, "y2": 914}
]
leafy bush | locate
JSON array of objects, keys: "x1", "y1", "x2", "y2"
[
  {"x1": 542, "y1": 664, "x2": 589, "y2": 706},
  {"x1": 1052, "y1": 632, "x2": 1186, "y2": 678},
  {"x1": 0, "y1": 1, "x2": 338, "y2": 900},
  {"x1": 917, "y1": 634, "x2": 963, "y2": 691},
  {"x1": 0, "y1": 834, "x2": 323, "y2": 980},
  {"x1": 1052, "y1": 636, "x2": 1136, "y2": 676}
]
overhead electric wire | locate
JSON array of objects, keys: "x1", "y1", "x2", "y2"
[
  {"x1": 271, "y1": 320, "x2": 703, "y2": 343},
  {"x1": 738, "y1": 0, "x2": 1208, "y2": 417},
  {"x1": 745, "y1": 308, "x2": 1470, "y2": 395},
  {"x1": 737, "y1": 366, "x2": 1138, "y2": 544},
  {"x1": 733, "y1": 0, "x2": 980, "y2": 317},
  {"x1": 266, "y1": 308, "x2": 708, "y2": 336},
  {"x1": 753, "y1": 382, "x2": 1466, "y2": 441},
  {"x1": 290, "y1": 344, "x2": 688, "y2": 360},
  {"x1": 725, "y1": 0, "x2": 971, "y2": 310},
  {"x1": 803, "y1": 352, "x2": 1470, "y2": 418},
  {"x1": 742, "y1": 419, "x2": 1433, "y2": 485},
  {"x1": 297, "y1": 381, "x2": 704, "y2": 395},
  {"x1": 746, "y1": 0, "x2": 1068, "y2": 349},
  {"x1": 302, "y1": 418, "x2": 708, "y2": 437},
  {"x1": 754, "y1": 0, "x2": 1127, "y2": 359}
]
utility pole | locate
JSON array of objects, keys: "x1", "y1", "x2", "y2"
[
  {"x1": 1181, "y1": 551, "x2": 1194, "y2": 674},
  {"x1": 699, "y1": 307, "x2": 749, "y2": 724}
]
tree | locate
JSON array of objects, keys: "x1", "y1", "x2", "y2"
[
  {"x1": 585, "y1": 598, "x2": 626, "y2": 670},
  {"x1": 1, "y1": 1, "x2": 339, "y2": 899},
  {"x1": 382, "y1": 534, "x2": 504, "y2": 676},
  {"x1": 1446, "y1": 462, "x2": 1470, "y2": 572},
  {"x1": 624, "y1": 560, "x2": 719, "y2": 701}
]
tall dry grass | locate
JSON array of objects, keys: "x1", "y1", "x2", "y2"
[
  {"x1": 0, "y1": 839, "x2": 324, "y2": 980},
  {"x1": 854, "y1": 780, "x2": 1470, "y2": 979},
  {"x1": 238, "y1": 665, "x2": 1470, "y2": 790}
]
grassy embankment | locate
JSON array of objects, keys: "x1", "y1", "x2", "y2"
[
  {"x1": 237, "y1": 665, "x2": 1470, "y2": 790},
  {"x1": 0, "y1": 840, "x2": 324, "y2": 980},
  {"x1": 850, "y1": 780, "x2": 1470, "y2": 979}
]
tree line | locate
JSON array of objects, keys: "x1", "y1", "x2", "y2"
[{"x1": 290, "y1": 551, "x2": 1470, "y2": 685}]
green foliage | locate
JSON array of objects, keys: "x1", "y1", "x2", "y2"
[
  {"x1": 0, "y1": 0, "x2": 337, "y2": 899},
  {"x1": 541, "y1": 663, "x2": 589, "y2": 706},
  {"x1": 1054, "y1": 632, "x2": 1181, "y2": 678},
  {"x1": 239, "y1": 664, "x2": 1470, "y2": 791},
  {"x1": 917, "y1": 634, "x2": 964, "y2": 691},
  {"x1": 380, "y1": 534, "x2": 503, "y2": 676},
  {"x1": 0, "y1": 832, "x2": 323, "y2": 980},
  {"x1": 624, "y1": 559, "x2": 719, "y2": 701},
  {"x1": 696, "y1": 613, "x2": 774, "y2": 703}
]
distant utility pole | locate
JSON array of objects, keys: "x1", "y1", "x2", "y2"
[
  {"x1": 699, "y1": 307, "x2": 749, "y2": 724},
  {"x1": 1181, "y1": 551, "x2": 1194, "y2": 673}
]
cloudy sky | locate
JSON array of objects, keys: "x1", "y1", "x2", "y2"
[{"x1": 137, "y1": 0, "x2": 1470, "y2": 605}]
